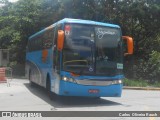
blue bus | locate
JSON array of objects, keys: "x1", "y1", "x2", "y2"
[{"x1": 26, "y1": 18, "x2": 133, "y2": 98}]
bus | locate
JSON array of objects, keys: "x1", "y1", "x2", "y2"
[{"x1": 26, "y1": 18, "x2": 133, "y2": 98}]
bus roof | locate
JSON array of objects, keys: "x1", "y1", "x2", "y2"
[
  {"x1": 58, "y1": 18, "x2": 120, "y2": 28},
  {"x1": 29, "y1": 18, "x2": 120, "y2": 39}
]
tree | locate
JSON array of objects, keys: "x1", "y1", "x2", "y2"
[{"x1": 0, "y1": 0, "x2": 159, "y2": 80}]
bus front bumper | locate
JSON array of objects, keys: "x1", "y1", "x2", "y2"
[{"x1": 58, "y1": 80, "x2": 123, "y2": 97}]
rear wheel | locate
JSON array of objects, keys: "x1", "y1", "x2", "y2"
[{"x1": 29, "y1": 70, "x2": 34, "y2": 87}]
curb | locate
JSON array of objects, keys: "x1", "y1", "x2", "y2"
[{"x1": 123, "y1": 86, "x2": 160, "y2": 91}]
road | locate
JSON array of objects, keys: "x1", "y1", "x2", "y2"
[{"x1": 0, "y1": 79, "x2": 160, "y2": 120}]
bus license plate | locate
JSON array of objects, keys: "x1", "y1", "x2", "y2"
[{"x1": 88, "y1": 89, "x2": 99, "y2": 94}]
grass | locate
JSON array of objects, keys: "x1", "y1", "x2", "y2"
[
  {"x1": 123, "y1": 78, "x2": 160, "y2": 87},
  {"x1": 152, "y1": 82, "x2": 160, "y2": 87}
]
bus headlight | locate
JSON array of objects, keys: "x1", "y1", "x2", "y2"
[
  {"x1": 62, "y1": 76, "x2": 76, "y2": 83},
  {"x1": 112, "y1": 80, "x2": 122, "y2": 84},
  {"x1": 63, "y1": 76, "x2": 68, "y2": 81}
]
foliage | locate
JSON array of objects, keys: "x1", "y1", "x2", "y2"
[
  {"x1": 135, "y1": 50, "x2": 160, "y2": 83},
  {"x1": 124, "y1": 78, "x2": 148, "y2": 87},
  {"x1": 133, "y1": 33, "x2": 160, "y2": 82},
  {"x1": 0, "y1": 0, "x2": 160, "y2": 80},
  {"x1": 124, "y1": 78, "x2": 160, "y2": 87},
  {"x1": 148, "y1": 51, "x2": 160, "y2": 81}
]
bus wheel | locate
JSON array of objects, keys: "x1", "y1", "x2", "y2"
[
  {"x1": 46, "y1": 77, "x2": 53, "y2": 100},
  {"x1": 29, "y1": 70, "x2": 34, "y2": 87}
]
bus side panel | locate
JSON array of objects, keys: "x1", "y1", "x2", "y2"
[
  {"x1": 28, "y1": 48, "x2": 54, "y2": 88},
  {"x1": 50, "y1": 72, "x2": 61, "y2": 94},
  {"x1": 26, "y1": 51, "x2": 44, "y2": 86},
  {"x1": 40, "y1": 48, "x2": 54, "y2": 88}
]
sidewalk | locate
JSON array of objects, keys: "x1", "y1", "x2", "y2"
[{"x1": 123, "y1": 86, "x2": 160, "y2": 91}]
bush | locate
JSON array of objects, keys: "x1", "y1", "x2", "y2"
[
  {"x1": 129, "y1": 33, "x2": 160, "y2": 83},
  {"x1": 124, "y1": 78, "x2": 148, "y2": 87},
  {"x1": 133, "y1": 51, "x2": 160, "y2": 83},
  {"x1": 147, "y1": 51, "x2": 160, "y2": 82}
]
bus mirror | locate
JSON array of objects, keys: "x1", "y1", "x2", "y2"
[
  {"x1": 57, "y1": 30, "x2": 64, "y2": 51},
  {"x1": 122, "y1": 36, "x2": 133, "y2": 56}
]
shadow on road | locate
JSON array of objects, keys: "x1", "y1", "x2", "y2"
[{"x1": 24, "y1": 83, "x2": 122, "y2": 109}]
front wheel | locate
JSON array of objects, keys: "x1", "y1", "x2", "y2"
[{"x1": 46, "y1": 78, "x2": 52, "y2": 100}]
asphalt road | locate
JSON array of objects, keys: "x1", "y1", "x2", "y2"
[{"x1": 0, "y1": 79, "x2": 160, "y2": 120}]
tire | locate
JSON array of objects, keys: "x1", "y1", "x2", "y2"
[
  {"x1": 29, "y1": 70, "x2": 34, "y2": 87},
  {"x1": 46, "y1": 76, "x2": 53, "y2": 100},
  {"x1": 46, "y1": 76, "x2": 59, "y2": 101}
]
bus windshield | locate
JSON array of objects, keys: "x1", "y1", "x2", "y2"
[{"x1": 63, "y1": 24, "x2": 123, "y2": 76}]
